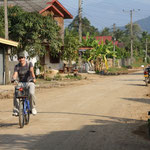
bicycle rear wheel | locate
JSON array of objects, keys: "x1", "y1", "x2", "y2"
[
  {"x1": 24, "y1": 99, "x2": 30, "y2": 125},
  {"x1": 19, "y1": 100, "x2": 24, "y2": 128},
  {"x1": 25, "y1": 110, "x2": 30, "y2": 125}
]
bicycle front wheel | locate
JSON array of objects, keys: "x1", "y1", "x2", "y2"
[
  {"x1": 19, "y1": 100, "x2": 24, "y2": 128},
  {"x1": 145, "y1": 78, "x2": 149, "y2": 86}
]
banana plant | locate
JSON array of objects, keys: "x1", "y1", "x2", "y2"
[
  {"x1": 82, "y1": 33, "x2": 116, "y2": 71},
  {"x1": 89, "y1": 41, "x2": 115, "y2": 70}
]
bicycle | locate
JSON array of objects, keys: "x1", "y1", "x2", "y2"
[
  {"x1": 148, "y1": 111, "x2": 150, "y2": 137},
  {"x1": 14, "y1": 80, "x2": 32, "y2": 128}
]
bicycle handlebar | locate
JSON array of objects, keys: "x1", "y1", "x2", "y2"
[{"x1": 11, "y1": 78, "x2": 34, "y2": 84}]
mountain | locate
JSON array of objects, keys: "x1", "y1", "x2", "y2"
[
  {"x1": 135, "y1": 16, "x2": 150, "y2": 33},
  {"x1": 116, "y1": 16, "x2": 150, "y2": 33}
]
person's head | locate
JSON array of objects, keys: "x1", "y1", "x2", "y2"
[{"x1": 18, "y1": 52, "x2": 26, "y2": 65}]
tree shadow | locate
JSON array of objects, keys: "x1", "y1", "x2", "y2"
[
  {"x1": 130, "y1": 72, "x2": 143, "y2": 75},
  {"x1": 119, "y1": 79, "x2": 143, "y2": 82},
  {"x1": 0, "y1": 122, "x2": 18, "y2": 128},
  {"x1": 0, "y1": 114, "x2": 150, "y2": 150},
  {"x1": 122, "y1": 97, "x2": 150, "y2": 105},
  {"x1": 126, "y1": 84, "x2": 146, "y2": 87}
]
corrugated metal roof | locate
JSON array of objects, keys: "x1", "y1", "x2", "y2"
[
  {"x1": 0, "y1": 0, "x2": 53, "y2": 12},
  {"x1": 83, "y1": 36, "x2": 119, "y2": 46},
  {"x1": 0, "y1": 37, "x2": 18, "y2": 47}
]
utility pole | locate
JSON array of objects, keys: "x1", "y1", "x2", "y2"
[
  {"x1": 145, "y1": 38, "x2": 148, "y2": 63},
  {"x1": 123, "y1": 9, "x2": 140, "y2": 65},
  {"x1": 113, "y1": 23, "x2": 116, "y2": 67},
  {"x1": 4, "y1": 0, "x2": 9, "y2": 84},
  {"x1": 78, "y1": 0, "x2": 82, "y2": 43},
  {"x1": 130, "y1": 10, "x2": 133, "y2": 64}
]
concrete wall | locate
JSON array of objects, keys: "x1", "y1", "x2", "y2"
[
  {"x1": 44, "y1": 53, "x2": 64, "y2": 70},
  {"x1": 0, "y1": 49, "x2": 4, "y2": 84},
  {"x1": 8, "y1": 61, "x2": 18, "y2": 81},
  {"x1": 118, "y1": 58, "x2": 132, "y2": 67}
]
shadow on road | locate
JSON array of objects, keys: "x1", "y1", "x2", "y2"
[
  {"x1": 0, "y1": 114, "x2": 150, "y2": 150},
  {"x1": 120, "y1": 79, "x2": 143, "y2": 82},
  {"x1": 122, "y1": 97, "x2": 150, "y2": 105},
  {"x1": 130, "y1": 72, "x2": 143, "y2": 75},
  {"x1": 0, "y1": 122, "x2": 18, "y2": 128},
  {"x1": 126, "y1": 84, "x2": 146, "y2": 87}
]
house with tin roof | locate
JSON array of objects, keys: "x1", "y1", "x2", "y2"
[
  {"x1": 0, "y1": 38, "x2": 18, "y2": 84},
  {"x1": 0, "y1": 0, "x2": 73, "y2": 70}
]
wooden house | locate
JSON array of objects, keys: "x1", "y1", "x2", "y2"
[
  {"x1": 39, "y1": 0, "x2": 73, "y2": 70},
  {"x1": 0, "y1": 0, "x2": 73, "y2": 70}
]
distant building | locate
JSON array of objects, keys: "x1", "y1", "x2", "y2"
[{"x1": 83, "y1": 36, "x2": 119, "y2": 46}]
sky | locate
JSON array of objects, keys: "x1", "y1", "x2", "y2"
[{"x1": 59, "y1": 0, "x2": 150, "y2": 31}]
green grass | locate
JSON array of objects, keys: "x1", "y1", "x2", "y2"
[
  {"x1": 131, "y1": 62, "x2": 148, "y2": 68},
  {"x1": 53, "y1": 74, "x2": 62, "y2": 81},
  {"x1": 107, "y1": 67, "x2": 128, "y2": 74},
  {"x1": 65, "y1": 74, "x2": 82, "y2": 80}
]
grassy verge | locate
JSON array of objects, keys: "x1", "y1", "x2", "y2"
[
  {"x1": 131, "y1": 62, "x2": 148, "y2": 68},
  {"x1": 65, "y1": 74, "x2": 82, "y2": 80},
  {"x1": 107, "y1": 67, "x2": 128, "y2": 74}
]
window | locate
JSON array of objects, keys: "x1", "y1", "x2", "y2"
[{"x1": 49, "y1": 53, "x2": 60, "y2": 63}]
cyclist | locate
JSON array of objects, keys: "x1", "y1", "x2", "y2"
[{"x1": 12, "y1": 52, "x2": 37, "y2": 116}]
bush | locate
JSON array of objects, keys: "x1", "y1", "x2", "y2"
[
  {"x1": 53, "y1": 74, "x2": 62, "y2": 81},
  {"x1": 107, "y1": 67, "x2": 128, "y2": 73},
  {"x1": 45, "y1": 77, "x2": 52, "y2": 81},
  {"x1": 65, "y1": 74, "x2": 82, "y2": 80}
]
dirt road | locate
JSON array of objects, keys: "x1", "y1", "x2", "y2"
[{"x1": 0, "y1": 71, "x2": 150, "y2": 150}]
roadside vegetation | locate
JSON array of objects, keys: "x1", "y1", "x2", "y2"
[
  {"x1": 0, "y1": 6, "x2": 62, "y2": 58},
  {"x1": 0, "y1": 6, "x2": 150, "y2": 80},
  {"x1": 66, "y1": 15, "x2": 150, "y2": 74}
]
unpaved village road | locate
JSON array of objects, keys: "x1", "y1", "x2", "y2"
[{"x1": 1, "y1": 71, "x2": 150, "y2": 150}]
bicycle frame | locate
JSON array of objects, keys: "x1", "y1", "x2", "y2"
[
  {"x1": 13, "y1": 79, "x2": 33, "y2": 128},
  {"x1": 23, "y1": 98, "x2": 30, "y2": 115}
]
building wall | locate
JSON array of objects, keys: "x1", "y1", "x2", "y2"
[
  {"x1": 41, "y1": 10, "x2": 54, "y2": 16},
  {"x1": 40, "y1": 8, "x2": 65, "y2": 70},
  {"x1": 0, "y1": 48, "x2": 4, "y2": 84},
  {"x1": 54, "y1": 17, "x2": 64, "y2": 41},
  {"x1": 41, "y1": 10, "x2": 64, "y2": 40},
  {"x1": 45, "y1": 53, "x2": 64, "y2": 70},
  {"x1": 9, "y1": 61, "x2": 18, "y2": 81}
]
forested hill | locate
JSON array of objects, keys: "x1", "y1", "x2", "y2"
[{"x1": 135, "y1": 16, "x2": 150, "y2": 33}]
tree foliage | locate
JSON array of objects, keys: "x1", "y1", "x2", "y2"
[
  {"x1": 67, "y1": 15, "x2": 100, "y2": 36},
  {"x1": 0, "y1": 6, "x2": 62, "y2": 57},
  {"x1": 81, "y1": 33, "x2": 116, "y2": 70},
  {"x1": 62, "y1": 29, "x2": 80, "y2": 63},
  {"x1": 100, "y1": 27, "x2": 111, "y2": 36}
]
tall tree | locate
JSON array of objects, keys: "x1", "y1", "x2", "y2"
[
  {"x1": 100, "y1": 27, "x2": 111, "y2": 36},
  {"x1": 0, "y1": 6, "x2": 62, "y2": 58},
  {"x1": 114, "y1": 29, "x2": 125, "y2": 42},
  {"x1": 125, "y1": 23, "x2": 142, "y2": 39},
  {"x1": 62, "y1": 29, "x2": 80, "y2": 65},
  {"x1": 67, "y1": 15, "x2": 100, "y2": 36}
]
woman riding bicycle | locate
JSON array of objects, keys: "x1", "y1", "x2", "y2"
[{"x1": 12, "y1": 52, "x2": 37, "y2": 116}]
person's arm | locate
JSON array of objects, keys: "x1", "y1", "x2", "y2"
[
  {"x1": 30, "y1": 66, "x2": 36, "y2": 83},
  {"x1": 12, "y1": 65, "x2": 18, "y2": 82},
  {"x1": 12, "y1": 72, "x2": 18, "y2": 81}
]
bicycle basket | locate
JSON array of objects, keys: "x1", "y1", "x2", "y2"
[{"x1": 15, "y1": 86, "x2": 29, "y2": 98}]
